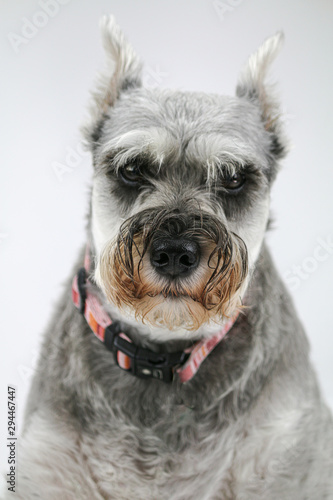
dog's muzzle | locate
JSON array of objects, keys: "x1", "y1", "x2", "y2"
[{"x1": 96, "y1": 206, "x2": 248, "y2": 330}]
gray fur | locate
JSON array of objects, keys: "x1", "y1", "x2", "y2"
[{"x1": 4, "y1": 17, "x2": 332, "y2": 500}]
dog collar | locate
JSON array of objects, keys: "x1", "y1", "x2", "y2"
[{"x1": 72, "y1": 252, "x2": 239, "y2": 383}]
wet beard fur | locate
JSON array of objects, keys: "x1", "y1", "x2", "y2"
[{"x1": 95, "y1": 209, "x2": 248, "y2": 331}]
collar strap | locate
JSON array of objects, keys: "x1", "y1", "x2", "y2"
[{"x1": 72, "y1": 266, "x2": 239, "y2": 383}]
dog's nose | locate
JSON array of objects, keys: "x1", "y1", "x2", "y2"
[{"x1": 150, "y1": 238, "x2": 200, "y2": 279}]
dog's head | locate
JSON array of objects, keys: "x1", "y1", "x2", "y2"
[{"x1": 83, "y1": 17, "x2": 286, "y2": 339}]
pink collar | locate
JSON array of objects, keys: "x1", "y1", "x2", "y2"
[{"x1": 72, "y1": 251, "x2": 239, "y2": 383}]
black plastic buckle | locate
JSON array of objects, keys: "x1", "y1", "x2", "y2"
[
  {"x1": 110, "y1": 333, "x2": 189, "y2": 383},
  {"x1": 77, "y1": 267, "x2": 87, "y2": 314}
]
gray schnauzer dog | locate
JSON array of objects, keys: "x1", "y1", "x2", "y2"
[{"x1": 8, "y1": 16, "x2": 333, "y2": 500}]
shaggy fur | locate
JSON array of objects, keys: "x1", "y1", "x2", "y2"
[{"x1": 3, "y1": 16, "x2": 333, "y2": 500}]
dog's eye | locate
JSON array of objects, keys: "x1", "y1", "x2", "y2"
[
  {"x1": 119, "y1": 164, "x2": 142, "y2": 186},
  {"x1": 223, "y1": 173, "x2": 245, "y2": 191}
]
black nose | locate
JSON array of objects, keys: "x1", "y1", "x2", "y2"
[{"x1": 150, "y1": 238, "x2": 200, "y2": 279}]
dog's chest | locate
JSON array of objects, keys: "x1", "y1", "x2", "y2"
[
  {"x1": 72, "y1": 387, "x2": 304, "y2": 500},
  {"x1": 79, "y1": 419, "x2": 239, "y2": 500},
  {"x1": 75, "y1": 408, "x2": 287, "y2": 500}
]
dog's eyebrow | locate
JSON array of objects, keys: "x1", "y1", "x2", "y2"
[
  {"x1": 100, "y1": 128, "x2": 179, "y2": 171},
  {"x1": 186, "y1": 134, "x2": 261, "y2": 181}
]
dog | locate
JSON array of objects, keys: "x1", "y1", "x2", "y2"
[{"x1": 6, "y1": 16, "x2": 333, "y2": 500}]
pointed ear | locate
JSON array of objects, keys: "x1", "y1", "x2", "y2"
[
  {"x1": 83, "y1": 16, "x2": 142, "y2": 147},
  {"x1": 236, "y1": 32, "x2": 286, "y2": 159}
]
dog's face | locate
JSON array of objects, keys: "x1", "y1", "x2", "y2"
[{"x1": 84, "y1": 18, "x2": 286, "y2": 340}]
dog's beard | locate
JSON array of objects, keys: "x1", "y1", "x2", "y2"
[{"x1": 95, "y1": 208, "x2": 248, "y2": 331}]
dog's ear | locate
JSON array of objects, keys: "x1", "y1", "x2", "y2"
[
  {"x1": 236, "y1": 32, "x2": 286, "y2": 160},
  {"x1": 83, "y1": 16, "x2": 142, "y2": 148}
]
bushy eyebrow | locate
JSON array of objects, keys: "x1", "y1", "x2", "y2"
[
  {"x1": 101, "y1": 149, "x2": 162, "y2": 176},
  {"x1": 99, "y1": 128, "x2": 179, "y2": 173},
  {"x1": 205, "y1": 156, "x2": 259, "y2": 183},
  {"x1": 185, "y1": 134, "x2": 261, "y2": 183}
]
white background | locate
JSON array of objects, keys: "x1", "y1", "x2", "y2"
[{"x1": 1, "y1": 0, "x2": 333, "y2": 483}]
